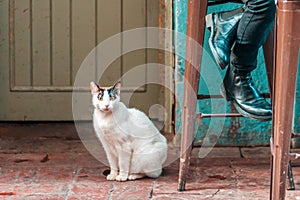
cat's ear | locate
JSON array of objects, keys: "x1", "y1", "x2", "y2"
[
  {"x1": 90, "y1": 81, "x2": 100, "y2": 94},
  {"x1": 113, "y1": 81, "x2": 121, "y2": 95}
]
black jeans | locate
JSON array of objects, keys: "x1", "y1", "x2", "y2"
[{"x1": 230, "y1": 0, "x2": 276, "y2": 74}]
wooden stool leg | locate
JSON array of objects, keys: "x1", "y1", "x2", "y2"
[
  {"x1": 271, "y1": 1, "x2": 300, "y2": 199},
  {"x1": 177, "y1": 0, "x2": 208, "y2": 191}
]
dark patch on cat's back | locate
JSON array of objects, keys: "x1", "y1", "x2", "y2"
[{"x1": 151, "y1": 138, "x2": 159, "y2": 145}]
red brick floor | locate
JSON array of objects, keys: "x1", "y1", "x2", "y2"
[{"x1": 1, "y1": 123, "x2": 300, "y2": 200}]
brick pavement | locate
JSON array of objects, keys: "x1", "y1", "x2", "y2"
[{"x1": 1, "y1": 123, "x2": 300, "y2": 200}]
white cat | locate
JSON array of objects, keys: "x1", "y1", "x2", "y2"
[{"x1": 90, "y1": 81, "x2": 168, "y2": 181}]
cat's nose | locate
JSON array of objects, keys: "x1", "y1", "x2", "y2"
[{"x1": 105, "y1": 105, "x2": 109, "y2": 109}]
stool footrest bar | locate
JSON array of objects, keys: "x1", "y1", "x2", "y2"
[
  {"x1": 197, "y1": 113, "x2": 243, "y2": 118},
  {"x1": 197, "y1": 93, "x2": 270, "y2": 100},
  {"x1": 289, "y1": 153, "x2": 300, "y2": 160}
]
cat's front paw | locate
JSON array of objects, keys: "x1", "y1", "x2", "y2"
[
  {"x1": 106, "y1": 173, "x2": 118, "y2": 181},
  {"x1": 128, "y1": 174, "x2": 145, "y2": 180},
  {"x1": 116, "y1": 174, "x2": 128, "y2": 182}
]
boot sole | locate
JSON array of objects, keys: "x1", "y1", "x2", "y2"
[
  {"x1": 206, "y1": 14, "x2": 227, "y2": 70},
  {"x1": 220, "y1": 84, "x2": 272, "y2": 121}
]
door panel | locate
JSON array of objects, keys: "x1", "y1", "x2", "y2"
[
  {"x1": 52, "y1": 0, "x2": 71, "y2": 87},
  {"x1": 0, "y1": 0, "x2": 160, "y2": 120},
  {"x1": 96, "y1": 0, "x2": 122, "y2": 84},
  {"x1": 32, "y1": 0, "x2": 51, "y2": 86},
  {"x1": 122, "y1": 0, "x2": 146, "y2": 88},
  {"x1": 14, "y1": 0, "x2": 31, "y2": 87}
]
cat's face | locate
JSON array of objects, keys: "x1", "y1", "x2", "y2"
[{"x1": 90, "y1": 81, "x2": 121, "y2": 113}]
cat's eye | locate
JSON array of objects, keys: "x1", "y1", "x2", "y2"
[
  {"x1": 109, "y1": 94, "x2": 116, "y2": 101},
  {"x1": 97, "y1": 93, "x2": 104, "y2": 101}
]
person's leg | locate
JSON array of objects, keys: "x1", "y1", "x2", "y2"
[
  {"x1": 230, "y1": 0, "x2": 276, "y2": 74},
  {"x1": 220, "y1": 6, "x2": 244, "y2": 19},
  {"x1": 222, "y1": 0, "x2": 276, "y2": 120}
]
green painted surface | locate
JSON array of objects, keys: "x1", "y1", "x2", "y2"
[{"x1": 174, "y1": 1, "x2": 300, "y2": 146}]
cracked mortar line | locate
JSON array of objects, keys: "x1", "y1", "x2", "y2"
[
  {"x1": 148, "y1": 180, "x2": 156, "y2": 199},
  {"x1": 23, "y1": 167, "x2": 37, "y2": 185},
  {"x1": 64, "y1": 166, "x2": 78, "y2": 200},
  {"x1": 229, "y1": 160, "x2": 239, "y2": 188},
  {"x1": 211, "y1": 189, "x2": 221, "y2": 198},
  {"x1": 5, "y1": 170, "x2": 20, "y2": 200},
  {"x1": 106, "y1": 182, "x2": 115, "y2": 200}
]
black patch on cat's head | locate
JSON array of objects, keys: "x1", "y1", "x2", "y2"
[
  {"x1": 97, "y1": 89, "x2": 105, "y2": 100},
  {"x1": 107, "y1": 87, "x2": 119, "y2": 101},
  {"x1": 90, "y1": 81, "x2": 121, "y2": 101}
]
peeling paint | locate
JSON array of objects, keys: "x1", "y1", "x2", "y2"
[{"x1": 229, "y1": 103, "x2": 241, "y2": 138}]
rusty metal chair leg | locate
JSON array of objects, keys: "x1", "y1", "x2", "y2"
[
  {"x1": 177, "y1": 0, "x2": 208, "y2": 191},
  {"x1": 271, "y1": 1, "x2": 300, "y2": 199}
]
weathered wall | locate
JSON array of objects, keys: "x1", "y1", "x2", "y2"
[{"x1": 174, "y1": 1, "x2": 300, "y2": 146}]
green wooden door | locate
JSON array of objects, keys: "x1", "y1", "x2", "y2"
[{"x1": 0, "y1": 0, "x2": 160, "y2": 121}]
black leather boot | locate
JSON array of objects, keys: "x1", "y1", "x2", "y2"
[
  {"x1": 220, "y1": 66, "x2": 272, "y2": 121},
  {"x1": 206, "y1": 11, "x2": 243, "y2": 69}
]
